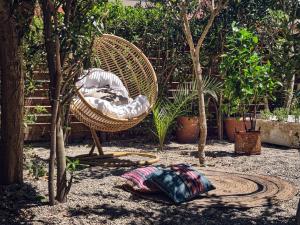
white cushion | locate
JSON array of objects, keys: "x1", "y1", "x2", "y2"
[
  {"x1": 76, "y1": 68, "x2": 150, "y2": 119},
  {"x1": 77, "y1": 68, "x2": 129, "y2": 98},
  {"x1": 84, "y1": 95, "x2": 150, "y2": 120}
]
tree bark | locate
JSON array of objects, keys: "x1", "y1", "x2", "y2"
[
  {"x1": 0, "y1": 6, "x2": 24, "y2": 184},
  {"x1": 180, "y1": 1, "x2": 227, "y2": 165},
  {"x1": 56, "y1": 113, "x2": 67, "y2": 202},
  {"x1": 195, "y1": 61, "x2": 207, "y2": 165},
  {"x1": 283, "y1": 74, "x2": 295, "y2": 112},
  {"x1": 264, "y1": 97, "x2": 270, "y2": 111},
  {"x1": 297, "y1": 199, "x2": 300, "y2": 225},
  {"x1": 218, "y1": 93, "x2": 223, "y2": 140},
  {"x1": 41, "y1": 0, "x2": 56, "y2": 205},
  {"x1": 42, "y1": 2, "x2": 68, "y2": 203}
]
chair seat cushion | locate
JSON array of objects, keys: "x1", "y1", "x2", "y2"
[
  {"x1": 148, "y1": 164, "x2": 215, "y2": 203},
  {"x1": 77, "y1": 68, "x2": 129, "y2": 98},
  {"x1": 76, "y1": 68, "x2": 150, "y2": 119}
]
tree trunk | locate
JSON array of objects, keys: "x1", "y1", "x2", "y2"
[
  {"x1": 56, "y1": 114, "x2": 67, "y2": 202},
  {"x1": 48, "y1": 98, "x2": 58, "y2": 205},
  {"x1": 284, "y1": 74, "x2": 295, "y2": 112},
  {"x1": 42, "y1": 2, "x2": 69, "y2": 203},
  {"x1": 218, "y1": 93, "x2": 223, "y2": 140},
  {"x1": 0, "y1": 9, "x2": 24, "y2": 184},
  {"x1": 41, "y1": 0, "x2": 57, "y2": 205},
  {"x1": 264, "y1": 97, "x2": 269, "y2": 111},
  {"x1": 297, "y1": 197, "x2": 300, "y2": 225},
  {"x1": 195, "y1": 60, "x2": 207, "y2": 165}
]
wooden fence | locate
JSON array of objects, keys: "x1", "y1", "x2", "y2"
[{"x1": 24, "y1": 71, "x2": 220, "y2": 142}]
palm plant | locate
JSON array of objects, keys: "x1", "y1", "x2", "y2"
[{"x1": 152, "y1": 76, "x2": 221, "y2": 151}]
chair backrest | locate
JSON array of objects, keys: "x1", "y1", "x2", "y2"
[
  {"x1": 70, "y1": 34, "x2": 158, "y2": 132},
  {"x1": 92, "y1": 34, "x2": 158, "y2": 108}
]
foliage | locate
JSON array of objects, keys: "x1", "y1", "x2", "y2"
[
  {"x1": 91, "y1": 1, "x2": 195, "y2": 90},
  {"x1": 24, "y1": 105, "x2": 47, "y2": 128},
  {"x1": 220, "y1": 23, "x2": 280, "y2": 123},
  {"x1": 60, "y1": 2, "x2": 103, "y2": 67},
  {"x1": 273, "y1": 108, "x2": 290, "y2": 122},
  {"x1": 152, "y1": 75, "x2": 221, "y2": 150},
  {"x1": 152, "y1": 82, "x2": 197, "y2": 151},
  {"x1": 260, "y1": 109, "x2": 273, "y2": 120},
  {"x1": 26, "y1": 158, "x2": 47, "y2": 180},
  {"x1": 39, "y1": 0, "x2": 104, "y2": 205},
  {"x1": 23, "y1": 15, "x2": 45, "y2": 96},
  {"x1": 261, "y1": 107, "x2": 300, "y2": 123},
  {"x1": 66, "y1": 158, "x2": 87, "y2": 172},
  {"x1": 291, "y1": 108, "x2": 300, "y2": 122},
  {"x1": 258, "y1": 3, "x2": 300, "y2": 108}
]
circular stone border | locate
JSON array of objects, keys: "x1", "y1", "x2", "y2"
[{"x1": 124, "y1": 169, "x2": 297, "y2": 208}]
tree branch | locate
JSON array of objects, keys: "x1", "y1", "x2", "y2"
[
  {"x1": 180, "y1": 3, "x2": 196, "y2": 53},
  {"x1": 195, "y1": 0, "x2": 228, "y2": 55}
]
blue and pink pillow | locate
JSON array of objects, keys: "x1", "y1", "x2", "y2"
[
  {"x1": 121, "y1": 166, "x2": 160, "y2": 192},
  {"x1": 121, "y1": 164, "x2": 215, "y2": 203}
]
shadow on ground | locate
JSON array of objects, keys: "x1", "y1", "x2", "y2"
[
  {"x1": 0, "y1": 183, "x2": 45, "y2": 225},
  {"x1": 68, "y1": 196, "x2": 296, "y2": 225},
  {"x1": 190, "y1": 150, "x2": 238, "y2": 158}
]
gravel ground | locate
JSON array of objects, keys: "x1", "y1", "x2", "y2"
[{"x1": 1, "y1": 140, "x2": 299, "y2": 225}]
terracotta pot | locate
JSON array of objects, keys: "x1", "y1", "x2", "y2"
[
  {"x1": 224, "y1": 118, "x2": 251, "y2": 142},
  {"x1": 176, "y1": 116, "x2": 199, "y2": 143},
  {"x1": 235, "y1": 131, "x2": 261, "y2": 155}
]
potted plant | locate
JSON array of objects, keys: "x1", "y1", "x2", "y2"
[
  {"x1": 222, "y1": 98, "x2": 251, "y2": 142},
  {"x1": 175, "y1": 77, "x2": 222, "y2": 143},
  {"x1": 220, "y1": 23, "x2": 279, "y2": 154},
  {"x1": 176, "y1": 99, "x2": 199, "y2": 143},
  {"x1": 152, "y1": 82, "x2": 197, "y2": 150}
]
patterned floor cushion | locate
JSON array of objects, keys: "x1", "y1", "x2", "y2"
[
  {"x1": 121, "y1": 166, "x2": 161, "y2": 193},
  {"x1": 148, "y1": 164, "x2": 215, "y2": 203}
]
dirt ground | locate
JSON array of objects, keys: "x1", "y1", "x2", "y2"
[{"x1": 1, "y1": 140, "x2": 299, "y2": 225}]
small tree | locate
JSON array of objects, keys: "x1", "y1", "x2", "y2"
[
  {"x1": 220, "y1": 24, "x2": 280, "y2": 129},
  {"x1": 173, "y1": 0, "x2": 228, "y2": 165},
  {"x1": 40, "y1": 0, "x2": 99, "y2": 204}
]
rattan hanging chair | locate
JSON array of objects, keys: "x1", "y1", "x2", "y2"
[{"x1": 70, "y1": 34, "x2": 159, "y2": 166}]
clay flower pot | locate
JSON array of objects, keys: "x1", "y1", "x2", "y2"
[
  {"x1": 176, "y1": 116, "x2": 199, "y2": 143},
  {"x1": 234, "y1": 131, "x2": 261, "y2": 155},
  {"x1": 224, "y1": 117, "x2": 251, "y2": 142}
]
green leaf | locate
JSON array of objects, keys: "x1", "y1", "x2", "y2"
[{"x1": 252, "y1": 36, "x2": 258, "y2": 44}]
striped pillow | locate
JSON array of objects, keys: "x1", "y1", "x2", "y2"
[
  {"x1": 148, "y1": 164, "x2": 215, "y2": 203},
  {"x1": 121, "y1": 166, "x2": 160, "y2": 193}
]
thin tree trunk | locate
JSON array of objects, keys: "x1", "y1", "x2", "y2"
[
  {"x1": 297, "y1": 199, "x2": 300, "y2": 225},
  {"x1": 48, "y1": 99, "x2": 58, "y2": 205},
  {"x1": 264, "y1": 97, "x2": 269, "y2": 111},
  {"x1": 284, "y1": 74, "x2": 295, "y2": 112},
  {"x1": 180, "y1": 1, "x2": 228, "y2": 166},
  {"x1": 0, "y1": 10, "x2": 24, "y2": 184},
  {"x1": 195, "y1": 61, "x2": 207, "y2": 165},
  {"x1": 42, "y1": 1, "x2": 71, "y2": 204},
  {"x1": 42, "y1": 1, "x2": 56, "y2": 205},
  {"x1": 53, "y1": 13, "x2": 67, "y2": 203},
  {"x1": 56, "y1": 113, "x2": 67, "y2": 202},
  {"x1": 218, "y1": 93, "x2": 223, "y2": 140}
]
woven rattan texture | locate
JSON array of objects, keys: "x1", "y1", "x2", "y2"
[{"x1": 71, "y1": 34, "x2": 158, "y2": 132}]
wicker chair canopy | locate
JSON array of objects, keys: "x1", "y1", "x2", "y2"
[{"x1": 71, "y1": 34, "x2": 158, "y2": 133}]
